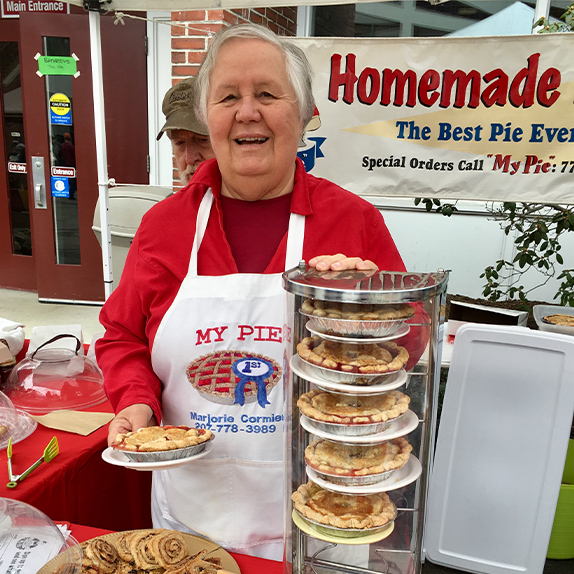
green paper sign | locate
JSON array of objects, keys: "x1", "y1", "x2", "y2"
[{"x1": 37, "y1": 56, "x2": 77, "y2": 77}]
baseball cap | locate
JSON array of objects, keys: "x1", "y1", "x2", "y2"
[{"x1": 156, "y1": 77, "x2": 208, "y2": 140}]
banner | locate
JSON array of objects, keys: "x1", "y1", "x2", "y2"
[{"x1": 292, "y1": 34, "x2": 574, "y2": 203}]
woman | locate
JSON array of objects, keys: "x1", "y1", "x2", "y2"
[{"x1": 96, "y1": 23, "x2": 407, "y2": 560}]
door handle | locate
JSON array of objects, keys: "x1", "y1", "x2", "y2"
[
  {"x1": 31, "y1": 156, "x2": 47, "y2": 210},
  {"x1": 34, "y1": 183, "x2": 43, "y2": 207}
]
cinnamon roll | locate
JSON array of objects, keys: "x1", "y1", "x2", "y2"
[
  {"x1": 149, "y1": 529, "x2": 190, "y2": 568},
  {"x1": 83, "y1": 538, "x2": 118, "y2": 574}
]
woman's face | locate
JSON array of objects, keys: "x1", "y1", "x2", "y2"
[{"x1": 206, "y1": 38, "x2": 304, "y2": 200}]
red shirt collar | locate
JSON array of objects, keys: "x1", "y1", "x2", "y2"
[{"x1": 190, "y1": 157, "x2": 313, "y2": 217}]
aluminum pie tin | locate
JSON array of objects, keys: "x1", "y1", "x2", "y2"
[
  {"x1": 298, "y1": 356, "x2": 402, "y2": 386},
  {"x1": 309, "y1": 466, "x2": 398, "y2": 486},
  {"x1": 307, "y1": 415, "x2": 404, "y2": 437},
  {"x1": 301, "y1": 311, "x2": 409, "y2": 338},
  {"x1": 294, "y1": 508, "x2": 396, "y2": 539},
  {"x1": 114, "y1": 434, "x2": 214, "y2": 463}
]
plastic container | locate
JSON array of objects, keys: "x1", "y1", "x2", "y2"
[
  {"x1": 3, "y1": 334, "x2": 106, "y2": 414},
  {"x1": 533, "y1": 304, "x2": 574, "y2": 336},
  {"x1": 93, "y1": 185, "x2": 172, "y2": 290},
  {"x1": 0, "y1": 498, "x2": 82, "y2": 573},
  {"x1": 0, "y1": 389, "x2": 37, "y2": 449}
]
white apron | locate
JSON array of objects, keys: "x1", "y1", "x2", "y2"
[{"x1": 150, "y1": 190, "x2": 304, "y2": 561}]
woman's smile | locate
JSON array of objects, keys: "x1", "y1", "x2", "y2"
[{"x1": 207, "y1": 37, "x2": 304, "y2": 200}]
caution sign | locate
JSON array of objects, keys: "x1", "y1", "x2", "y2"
[{"x1": 49, "y1": 93, "x2": 72, "y2": 126}]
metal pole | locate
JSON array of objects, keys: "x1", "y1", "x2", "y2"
[
  {"x1": 533, "y1": 0, "x2": 551, "y2": 32},
  {"x1": 89, "y1": 9, "x2": 114, "y2": 299}
]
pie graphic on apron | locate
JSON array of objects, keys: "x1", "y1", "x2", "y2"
[{"x1": 186, "y1": 350, "x2": 282, "y2": 407}]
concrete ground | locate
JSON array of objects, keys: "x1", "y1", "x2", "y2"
[{"x1": 0, "y1": 288, "x2": 104, "y2": 346}]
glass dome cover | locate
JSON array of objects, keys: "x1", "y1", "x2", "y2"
[
  {"x1": 0, "y1": 498, "x2": 82, "y2": 573},
  {"x1": 3, "y1": 335, "x2": 106, "y2": 415},
  {"x1": 0, "y1": 389, "x2": 37, "y2": 449}
]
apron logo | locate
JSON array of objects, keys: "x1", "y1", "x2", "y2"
[
  {"x1": 232, "y1": 357, "x2": 274, "y2": 408},
  {"x1": 186, "y1": 350, "x2": 282, "y2": 408}
]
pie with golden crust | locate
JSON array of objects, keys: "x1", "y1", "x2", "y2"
[
  {"x1": 292, "y1": 482, "x2": 397, "y2": 530},
  {"x1": 543, "y1": 314, "x2": 574, "y2": 327},
  {"x1": 302, "y1": 299, "x2": 414, "y2": 321},
  {"x1": 112, "y1": 425, "x2": 213, "y2": 453},
  {"x1": 297, "y1": 388, "x2": 410, "y2": 425},
  {"x1": 297, "y1": 336, "x2": 409, "y2": 374},
  {"x1": 305, "y1": 437, "x2": 412, "y2": 478}
]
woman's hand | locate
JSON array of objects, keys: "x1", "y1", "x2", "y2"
[
  {"x1": 308, "y1": 254, "x2": 378, "y2": 272},
  {"x1": 107, "y1": 403, "x2": 157, "y2": 446}
]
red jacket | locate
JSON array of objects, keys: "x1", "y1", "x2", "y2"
[{"x1": 96, "y1": 158, "x2": 408, "y2": 422}]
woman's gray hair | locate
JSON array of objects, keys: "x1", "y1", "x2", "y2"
[{"x1": 194, "y1": 23, "x2": 315, "y2": 128}]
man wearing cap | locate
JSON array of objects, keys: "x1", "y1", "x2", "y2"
[{"x1": 157, "y1": 77, "x2": 215, "y2": 185}]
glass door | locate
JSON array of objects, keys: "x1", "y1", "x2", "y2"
[
  {"x1": 19, "y1": 12, "x2": 104, "y2": 301},
  {"x1": 0, "y1": 19, "x2": 36, "y2": 290},
  {"x1": 2, "y1": 11, "x2": 148, "y2": 301}
]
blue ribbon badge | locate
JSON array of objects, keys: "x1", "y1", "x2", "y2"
[
  {"x1": 297, "y1": 137, "x2": 326, "y2": 172},
  {"x1": 232, "y1": 357, "x2": 274, "y2": 408}
]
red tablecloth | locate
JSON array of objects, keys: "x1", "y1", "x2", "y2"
[
  {"x1": 0, "y1": 399, "x2": 153, "y2": 531},
  {"x1": 68, "y1": 523, "x2": 284, "y2": 574}
]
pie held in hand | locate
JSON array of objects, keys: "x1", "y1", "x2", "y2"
[
  {"x1": 112, "y1": 425, "x2": 213, "y2": 453},
  {"x1": 305, "y1": 437, "x2": 412, "y2": 479},
  {"x1": 297, "y1": 388, "x2": 410, "y2": 425},
  {"x1": 292, "y1": 481, "x2": 397, "y2": 530},
  {"x1": 297, "y1": 336, "x2": 409, "y2": 374}
]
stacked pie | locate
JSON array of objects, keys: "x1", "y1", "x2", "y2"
[
  {"x1": 292, "y1": 481, "x2": 397, "y2": 531},
  {"x1": 297, "y1": 388, "x2": 410, "y2": 436},
  {"x1": 301, "y1": 298, "x2": 414, "y2": 338},
  {"x1": 293, "y1": 296, "x2": 417, "y2": 542},
  {"x1": 305, "y1": 437, "x2": 412, "y2": 485},
  {"x1": 298, "y1": 336, "x2": 409, "y2": 375},
  {"x1": 111, "y1": 425, "x2": 214, "y2": 462},
  {"x1": 302, "y1": 299, "x2": 414, "y2": 321}
]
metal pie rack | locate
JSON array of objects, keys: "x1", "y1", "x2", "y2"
[{"x1": 283, "y1": 264, "x2": 449, "y2": 574}]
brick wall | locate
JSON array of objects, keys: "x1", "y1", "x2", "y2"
[{"x1": 168, "y1": 9, "x2": 297, "y2": 183}]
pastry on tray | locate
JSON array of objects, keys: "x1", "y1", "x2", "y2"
[
  {"x1": 305, "y1": 437, "x2": 412, "y2": 481},
  {"x1": 81, "y1": 538, "x2": 119, "y2": 574},
  {"x1": 297, "y1": 388, "x2": 410, "y2": 425},
  {"x1": 292, "y1": 481, "x2": 397, "y2": 530},
  {"x1": 75, "y1": 529, "x2": 227, "y2": 574},
  {"x1": 543, "y1": 313, "x2": 574, "y2": 327},
  {"x1": 297, "y1": 336, "x2": 409, "y2": 374},
  {"x1": 302, "y1": 299, "x2": 414, "y2": 321}
]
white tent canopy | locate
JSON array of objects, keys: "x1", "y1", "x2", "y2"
[
  {"x1": 68, "y1": 0, "x2": 553, "y2": 11},
  {"x1": 72, "y1": 0, "x2": 417, "y2": 8},
  {"x1": 448, "y1": 1, "x2": 556, "y2": 36}
]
